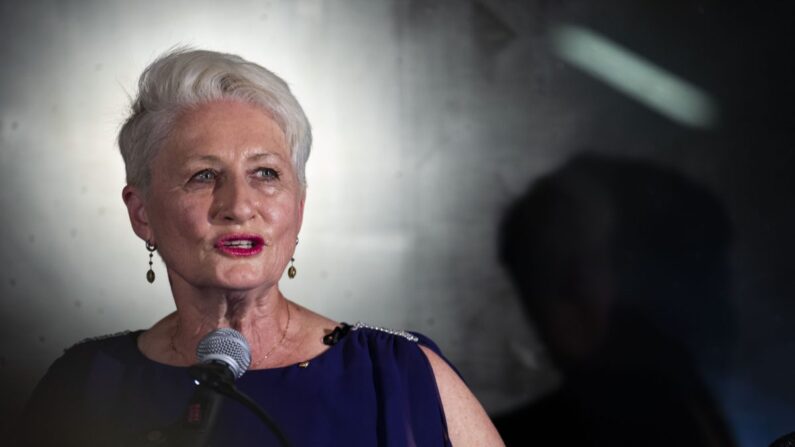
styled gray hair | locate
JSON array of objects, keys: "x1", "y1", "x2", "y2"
[{"x1": 118, "y1": 48, "x2": 312, "y2": 189}]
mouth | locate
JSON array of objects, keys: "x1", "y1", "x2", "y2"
[{"x1": 215, "y1": 234, "x2": 265, "y2": 257}]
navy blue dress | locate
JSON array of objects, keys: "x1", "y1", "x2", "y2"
[{"x1": 19, "y1": 324, "x2": 454, "y2": 446}]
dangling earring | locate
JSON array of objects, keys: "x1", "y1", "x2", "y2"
[
  {"x1": 288, "y1": 237, "x2": 298, "y2": 279},
  {"x1": 146, "y1": 240, "x2": 157, "y2": 284}
]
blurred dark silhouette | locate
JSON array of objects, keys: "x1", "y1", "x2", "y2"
[
  {"x1": 494, "y1": 153, "x2": 737, "y2": 446},
  {"x1": 770, "y1": 432, "x2": 795, "y2": 447}
]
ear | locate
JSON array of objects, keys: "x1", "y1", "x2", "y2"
[{"x1": 122, "y1": 185, "x2": 154, "y2": 243}]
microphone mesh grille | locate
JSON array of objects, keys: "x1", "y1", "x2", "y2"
[{"x1": 196, "y1": 327, "x2": 252, "y2": 379}]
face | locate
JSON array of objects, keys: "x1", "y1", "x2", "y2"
[{"x1": 124, "y1": 100, "x2": 305, "y2": 292}]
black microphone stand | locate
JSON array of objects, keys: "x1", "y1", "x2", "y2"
[
  {"x1": 123, "y1": 363, "x2": 292, "y2": 447},
  {"x1": 184, "y1": 362, "x2": 292, "y2": 447}
]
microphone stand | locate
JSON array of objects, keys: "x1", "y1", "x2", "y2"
[
  {"x1": 169, "y1": 363, "x2": 228, "y2": 447},
  {"x1": 185, "y1": 362, "x2": 292, "y2": 447},
  {"x1": 123, "y1": 363, "x2": 292, "y2": 447}
]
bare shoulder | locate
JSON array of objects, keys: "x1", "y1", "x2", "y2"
[{"x1": 418, "y1": 345, "x2": 505, "y2": 447}]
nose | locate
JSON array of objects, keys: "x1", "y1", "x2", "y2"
[{"x1": 213, "y1": 175, "x2": 257, "y2": 223}]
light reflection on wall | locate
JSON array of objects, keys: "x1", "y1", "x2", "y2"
[{"x1": 551, "y1": 23, "x2": 719, "y2": 129}]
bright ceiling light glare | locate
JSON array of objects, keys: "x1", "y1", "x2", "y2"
[{"x1": 551, "y1": 24, "x2": 719, "y2": 129}]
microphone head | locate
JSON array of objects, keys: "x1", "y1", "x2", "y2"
[{"x1": 196, "y1": 328, "x2": 251, "y2": 380}]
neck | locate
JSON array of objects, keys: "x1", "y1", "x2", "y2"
[{"x1": 166, "y1": 270, "x2": 292, "y2": 367}]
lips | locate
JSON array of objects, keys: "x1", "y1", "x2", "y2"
[{"x1": 215, "y1": 234, "x2": 265, "y2": 257}]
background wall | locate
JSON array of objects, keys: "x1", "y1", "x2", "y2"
[{"x1": 0, "y1": 1, "x2": 792, "y2": 445}]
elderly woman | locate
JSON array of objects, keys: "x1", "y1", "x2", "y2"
[{"x1": 18, "y1": 49, "x2": 502, "y2": 446}]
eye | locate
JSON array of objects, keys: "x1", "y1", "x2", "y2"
[
  {"x1": 190, "y1": 169, "x2": 217, "y2": 183},
  {"x1": 254, "y1": 167, "x2": 280, "y2": 181}
]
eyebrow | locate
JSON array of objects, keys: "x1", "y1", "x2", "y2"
[
  {"x1": 184, "y1": 152, "x2": 283, "y2": 163},
  {"x1": 248, "y1": 152, "x2": 283, "y2": 162}
]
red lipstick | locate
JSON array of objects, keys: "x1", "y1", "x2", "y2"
[{"x1": 215, "y1": 234, "x2": 265, "y2": 257}]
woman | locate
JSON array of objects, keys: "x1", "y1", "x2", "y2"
[{"x1": 19, "y1": 49, "x2": 502, "y2": 446}]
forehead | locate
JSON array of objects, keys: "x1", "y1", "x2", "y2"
[{"x1": 160, "y1": 100, "x2": 290, "y2": 162}]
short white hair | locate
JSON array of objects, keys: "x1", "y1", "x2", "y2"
[{"x1": 118, "y1": 48, "x2": 312, "y2": 189}]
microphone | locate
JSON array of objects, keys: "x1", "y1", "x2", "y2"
[
  {"x1": 195, "y1": 327, "x2": 252, "y2": 379},
  {"x1": 170, "y1": 328, "x2": 291, "y2": 447},
  {"x1": 177, "y1": 328, "x2": 251, "y2": 447},
  {"x1": 124, "y1": 328, "x2": 290, "y2": 447}
]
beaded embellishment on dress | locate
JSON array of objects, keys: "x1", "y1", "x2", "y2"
[{"x1": 351, "y1": 321, "x2": 419, "y2": 342}]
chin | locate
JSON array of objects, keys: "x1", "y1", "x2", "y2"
[
  {"x1": 217, "y1": 279, "x2": 273, "y2": 292},
  {"x1": 213, "y1": 267, "x2": 275, "y2": 291}
]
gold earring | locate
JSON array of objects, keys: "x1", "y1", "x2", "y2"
[
  {"x1": 146, "y1": 241, "x2": 157, "y2": 283},
  {"x1": 287, "y1": 237, "x2": 298, "y2": 279}
]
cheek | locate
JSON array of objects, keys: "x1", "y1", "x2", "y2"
[
  {"x1": 175, "y1": 202, "x2": 210, "y2": 236},
  {"x1": 262, "y1": 200, "x2": 301, "y2": 263},
  {"x1": 152, "y1": 197, "x2": 209, "y2": 242},
  {"x1": 264, "y1": 196, "x2": 302, "y2": 232}
]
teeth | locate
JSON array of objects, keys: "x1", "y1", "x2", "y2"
[{"x1": 224, "y1": 240, "x2": 255, "y2": 248}]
